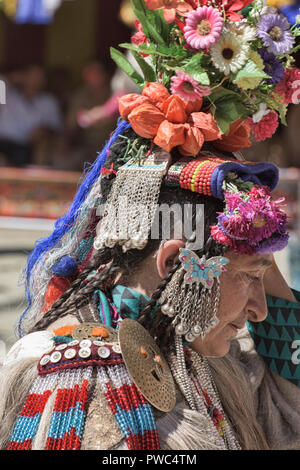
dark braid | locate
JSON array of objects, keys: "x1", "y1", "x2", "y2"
[{"x1": 30, "y1": 129, "x2": 228, "y2": 339}]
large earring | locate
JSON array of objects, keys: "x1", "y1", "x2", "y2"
[{"x1": 159, "y1": 248, "x2": 229, "y2": 343}]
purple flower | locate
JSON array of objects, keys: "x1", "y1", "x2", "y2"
[
  {"x1": 259, "y1": 49, "x2": 285, "y2": 84},
  {"x1": 255, "y1": 232, "x2": 290, "y2": 254},
  {"x1": 257, "y1": 13, "x2": 295, "y2": 55}
]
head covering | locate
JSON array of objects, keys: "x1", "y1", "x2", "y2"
[{"x1": 18, "y1": 0, "x2": 299, "y2": 337}]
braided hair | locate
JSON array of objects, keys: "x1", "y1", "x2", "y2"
[{"x1": 30, "y1": 131, "x2": 226, "y2": 351}]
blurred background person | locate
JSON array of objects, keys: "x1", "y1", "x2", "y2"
[{"x1": 0, "y1": 64, "x2": 63, "y2": 167}]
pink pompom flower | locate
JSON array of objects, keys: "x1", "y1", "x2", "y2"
[
  {"x1": 170, "y1": 72, "x2": 211, "y2": 102},
  {"x1": 247, "y1": 110, "x2": 279, "y2": 142},
  {"x1": 184, "y1": 6, "x2": 224, "y2": 50}
]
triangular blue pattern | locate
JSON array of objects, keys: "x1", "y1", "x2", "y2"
[
  {"x1": 276, "y1": 309, "x2": 286, "y2": 326},
  {"x1": 281, "y1": 362, "x2": 293, "y2": 379},
  {"x1": 269, "y1": 359, "x2": 279, "y2": 375},
  {"x1": 279, "y1": 342, "x2": 291, "y2": 360},
  {"x1": 280, "y1": 326, "x2": 293, "y2": 342},
  {"x1": 268, "y1": 341, "x2": 279, "y2": 358},
  {"x1": 287, "y1": 310, "x2": 297, "y2": 325},
  {"x1": 257, "y1": 338, "x2": 267, "y2": 356}
]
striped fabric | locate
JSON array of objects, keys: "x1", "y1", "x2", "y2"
[
  {"x1": 97, "y1": 364, "x2": 160, "y2": 450},
  {"x1": 7, "y1": 374, "x2": 57, "y2": 450},
  {"x1": 45, "y1": 367, "x2": 93, "y2": 450}
]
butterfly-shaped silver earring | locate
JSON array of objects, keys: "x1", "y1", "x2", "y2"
[{"x1": 178, "y1": 248, "x2": 229, "y2": 290}]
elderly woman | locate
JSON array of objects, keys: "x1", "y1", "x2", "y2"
[{"x1": 1, "y1": 0, "x2": 300, "y2": 451}]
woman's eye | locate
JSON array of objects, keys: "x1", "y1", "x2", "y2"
[{"x1": 246, "y1": 273, "x2": 260, "y2": 282}]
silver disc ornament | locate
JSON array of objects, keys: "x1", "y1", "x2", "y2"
[{"x1": 118, "y1": 318, "x2": 176, "y2": 412}]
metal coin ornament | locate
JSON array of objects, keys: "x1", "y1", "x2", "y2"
[
  {"x1": 118, "y1": 318, "x2": 176, "y2": 413},
  {"x1": 72, "y1": 322, "x2": 119, "y2": 343}
]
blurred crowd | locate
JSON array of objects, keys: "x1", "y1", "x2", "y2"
[
  {"x1": 0, "y1": 60, "x2": 128, "y2": 171},
  {"x1": 0, "y1": 58, "x2": 299, "y2": 172}
]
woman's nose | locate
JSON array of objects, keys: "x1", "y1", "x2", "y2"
[{"x1": 245, "y1": 282, "x2": 268, "y2": 323}]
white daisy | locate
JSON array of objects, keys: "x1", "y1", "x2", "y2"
[
  {"x1": 210, "y1": 32, "x2": 250, "y2": 75},
  {"x1": 224, "y1": 20, "x2": 256, "y2": 43}
]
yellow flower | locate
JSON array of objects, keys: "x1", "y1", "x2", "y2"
[{"x1": 236, "y1": 51, "x2": 265, "y2": 90}]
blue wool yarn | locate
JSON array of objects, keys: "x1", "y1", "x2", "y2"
[
  {"x1": 52, "y1": 256, "x2": 78, "y2": 277},
  {"x1": 19, "y1": 119, "x2": 132, "y2": 337}
]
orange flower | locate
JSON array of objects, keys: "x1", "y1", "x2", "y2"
[
  {"x1": 142, "y1": 82, "x2": 170, "y2": 110},
  {"x1": 162, "y1": 95, "x2": 187, "y2": 123},
  {"x1": 118, "y1": 94, "x2": 150, "y2": 120},
  {"x1": 128, "y1": 102, "x2": 165, "y2": 139},
  {"x1": 145, "y1": 0, "x2": 193, "y2": 23},
  {"x1": 213, "y1": 119, "x2": 251, "y2": 152},
  {"x1": 179, "y1": 124, "x2": 204, "y2": 156},
  {"x1": 154, "y1": 120, "x2": 186, "y2": 152},
  {"x1": 189, "y1": 112, "x2": 222, "y2": 141},
  {"x1": 184, "y1": 98, "x2": 203, "y2": 114}
]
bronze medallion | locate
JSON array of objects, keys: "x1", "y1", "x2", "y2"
[
  {"x1": 72, "y1": 322, "x2": 118, "y2": 343},
  {"x1": 118, "y1": 318, "x2": 176, "y2": 412}
]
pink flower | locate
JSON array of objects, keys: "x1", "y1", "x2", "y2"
[
  {"x1": 184, "y1": 6, "x2": 224, "y2": 50},
  {"x1": 131, "y1": 20, "x2": 149, "y2": 53},
  {"x1": 247, "y1": 111, "x2": 279, "y2": 142},
  {"x1": 274, "y1": 67, "x2": 300, "y2": 105},
  {"x1": 170, "y1": 71, "x2": 211, "y2": 102}
]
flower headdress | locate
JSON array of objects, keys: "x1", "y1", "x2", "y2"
[{"x1": 112, "y1": 0, "x2": 300, "y2": 155}]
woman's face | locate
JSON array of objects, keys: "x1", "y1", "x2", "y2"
[{"x1": 191, "y1": 251, "x2": 273, "y2": 357}]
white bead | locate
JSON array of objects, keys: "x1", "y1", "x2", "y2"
[
  {"x1": 175, "y1": 323, "x2": 188, "y2": 335},
  {"x1": 50, "y1": 351, "x2": 62, "y2": 363},
  {"x1": 185, "y1": 332, "x2": 196, "y2": 343},
  {"x1": 40, "y1": 355, "x2": 51, "y2": 366},
  {"x1": 68, "y1": 340, "x2": 79, "y2": 346},
  {"x1": 80, "y1": 339, "x2": 92, "y2": 348},
  {"x1": 78, "y1": 348, "x2": 91, "y2": 358},
  {"x1": 112, "y1": 343, "x2": 121, "y2": 354},
  {"x1": 192, "y1": 325, "x2": 201, "y2": 336},
  {"x1": 55, "y1": 343, "x2": 68, "y2": 350},
  {"x1": 98, "y1": 346, "x2": 110, "y2": 359},
  {"x1": 64, "y1": 348, "x2": 76, "y2": 359}
]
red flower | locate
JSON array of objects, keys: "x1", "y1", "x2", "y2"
[
  {"x1": 247, "y1": 111, "x2": 279, "y2": 142},
  {"x1": 187, "y1": 0, "x2": 253, "y2": 21}
]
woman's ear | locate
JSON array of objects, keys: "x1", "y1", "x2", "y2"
[{"x1": 156, "y1": 239, "x2": 185, "y2": 279}]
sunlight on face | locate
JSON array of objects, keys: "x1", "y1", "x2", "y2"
[{"x1": 191, "y1": 252, "x2": 273, "y2": 357}]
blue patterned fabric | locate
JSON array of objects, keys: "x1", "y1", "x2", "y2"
[{"x1": 247, "y1": 289, "x2": 300, "y2": 388}]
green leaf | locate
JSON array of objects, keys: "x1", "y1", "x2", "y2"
[
  {"x1": 210, "y1": 86, "x2": 240, "y2": 102},
  {"x1": 120, "y1": 42, "x2": 188, "y2": 59},
  {"x1": 214, "y1": 96, "x2": 248, "y2": 134},
  {"x1": 183, "y1": 53, "x2": 210, "y2": 85},
  {"x1": 131, "y1": 0, "x2": 166, "y2": 45},
  {"x1": 233, "y1": 60, "x2": 270, "y2": 83},
  {"x1": 110, "y1": 47, "x2": 144, "y2": 88},
  {"x1": 130, "y1": 50, "x2": 157, "y2": 82}
]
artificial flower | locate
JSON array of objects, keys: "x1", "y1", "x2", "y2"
[
  {"x1": 162, "y1": 95, "x2": 188, "y2": 123},
  {"x1": 235, "y1": 51, "x2": 265, "y2": 90},
  {"x1": 247, "y1": 110, "x2": 279, "y2": 141},
  {"x1": 251, "y1": 103, "x2": 271, "y2": 123},
  {"x1": 119, "y1": 83, "x2": 221, "y2": 156},
  {"x1": 170, "y1": 71, "x2": 211, "y2": 102},
  {"x1": 213, "y1": 119, "x2": 251, "y2": 152},
  {"x1": 118, "y1": 93, "x2": 150, "y2": 121},
  {"x1": 224, "y1": 20, "x2": 256, "y2": 42},
  {"x1": 274, "y1": 67, "x2": 300, "y2": 104},
  {"x1": 257, "y1": 13, "x2": 295, "y2": 55},
  {"x1": 187, "y1": 0, "x2": 254, "y2": 22},
  {"x1": 211, "y1": 185, "x2": 288, "y2": 254},
  {"x1": 210, "y1": 31, "x2": 249, "y2": 75},
  {"x1": 145, "y1": 0, "x2": 193, "y2": 23},
  {"x1": 128, "y1": 102, "x2": 165, "y2": 139},
  {"x1": 255, "y1": 232, "x2": 289, "y2": 254},
  {"x1": 142, "y1": 81, "x2": 170, "y2": 110},
  {"x1": 259, "y1": 49, "x2": 284, "y2": 84},
  {"x1": 183, "y1": 6, "x2": 224, "y2": 50},
  {"x1": 131, "y1": 20, "x2": 149, "y2": 49},
  {"x1": 154, "y1": 120, "x2": 186, "y2": 152}
]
